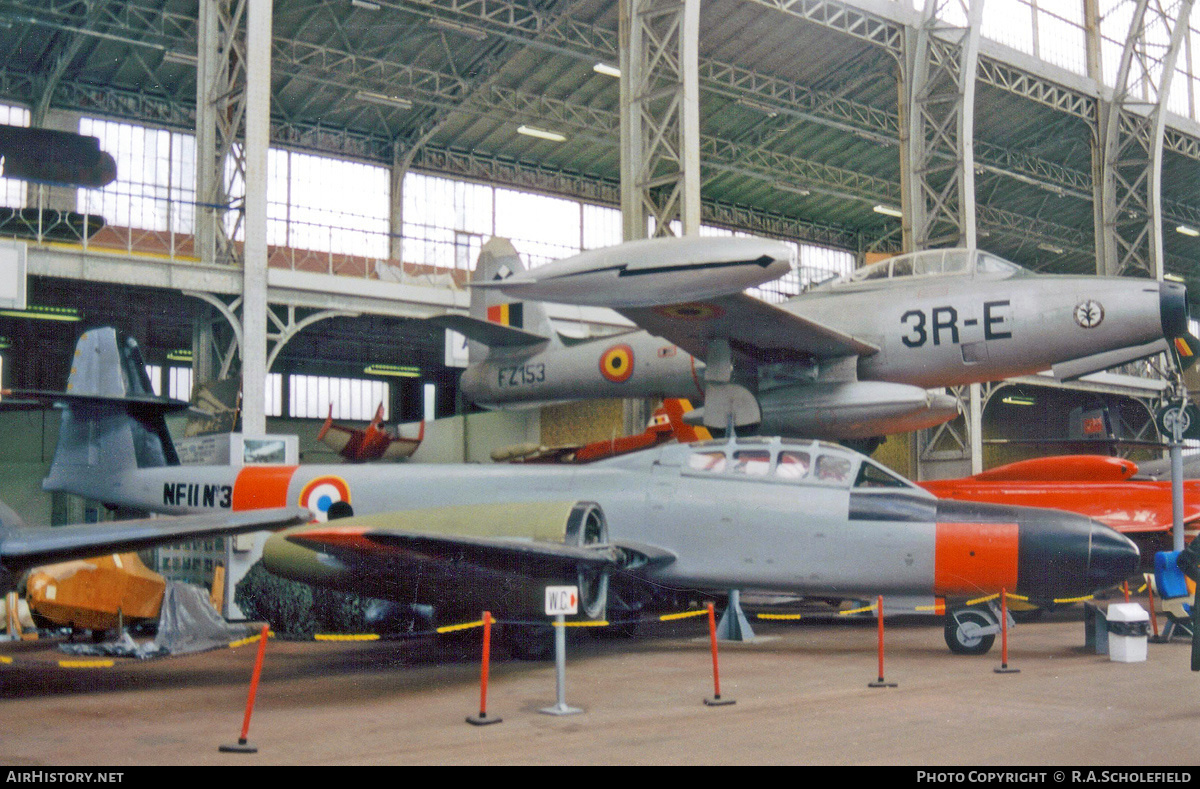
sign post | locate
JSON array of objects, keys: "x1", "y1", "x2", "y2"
[{"x1": 540, "y1": 585, "x2": 583, "y2": 716}]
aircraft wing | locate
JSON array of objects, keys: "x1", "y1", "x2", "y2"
[
  {"x1": 1, "y1": 507, "x2": 310, "y2": 575},
  {"x1": 287, "y1": 524, "x2": 675, "y2": 577},
  {"x1": 617, "y1": 293, "x2": 878, "y2": 362}
]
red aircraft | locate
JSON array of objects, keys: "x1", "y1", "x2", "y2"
[
  {"x1": 317, "y1": 403, "x2": 424, "y2": 463},
  {"x1": 492, "y1": 398, "x2": 709, "y2": 464},
  {"x1": 918, "y1": 454, "x2": 1200, "y2": 555}
]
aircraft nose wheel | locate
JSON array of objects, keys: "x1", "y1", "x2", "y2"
[{"x1": 944, "y1": 607, "x2": 997, "y2": 655}]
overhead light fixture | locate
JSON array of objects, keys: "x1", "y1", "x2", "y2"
[
  {"x1": 428, "y1": 17, "x2": 488, "y2": 40},
  {"x1": 1001, "y1": 394, "x2": 1037, "y2": 406},
  {"x1": 1165, "y1": 272, "x2": 1186, "y2": 283},
  {"x1": 1037, "y1": 242, "x2": 1064, "y2": 254},
  {"x1": 593, "y1": 62, "x2": 621, "y2": 78},
  {"x1": 355, "y1": 90, "x2": 412, "y2": 110},
  {"x1": 167, "y1": 349, "x2": 193, "y2": 362},
  {"x1": 737, "y1": 98, "x2": 779, "y2": 117},
  {"x1": 773, "y1": 180, "x2": 810, "y2": 196},
  {"x1": 351, "y1": 0, "x2": 381, "y2": 9},
  {"x1": 163, "y1": 51, "x2": 197, "y2": 66},
  {"x1": 364, "y1": 363, "x2": 421, "y2": 378},
  {"x1": 1176, "y1": 224, "x2": 1200, "y2": 237},
  {"x1": 873, "y1": 204, "x2": 902, "y2": 218},
  {"x1": 517, "y1": 124, "x2": 567, "y2": 143},
  {"x1": 0, "y1": 305, "x2": 80, "y2": 322}
]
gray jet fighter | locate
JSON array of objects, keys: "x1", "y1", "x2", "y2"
[
  {"x1": 450, "y1": 238, "x2": 1192, "y2": 448},
  {"x1": 35, "y1": 327, "x2": 1140, "y2": 657}
]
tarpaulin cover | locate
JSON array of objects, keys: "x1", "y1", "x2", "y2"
[{"x1": 59, "y1": 581, "x2": 252, "y2": 659}]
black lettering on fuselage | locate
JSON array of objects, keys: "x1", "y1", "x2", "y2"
[
  {"x1": 984, "y1": 300, "x2": 1012, "y2": 340},
  {"x1": 901, "y1": 302, "x2": 1012, "y2": 348},
  {"x1": 162, "y1": 482, "x2": 233, "y2": 509},
  {"x1": 931, "y1": 306, "x2": 958, "y2": 346}
]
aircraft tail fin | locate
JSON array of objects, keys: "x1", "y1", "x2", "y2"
[
  {"x1": 41, "y1": 327, "x2": 184, "y2": 501},
  {"x1": 467, "y1": 237, "x2": 560, "y2": 361}
]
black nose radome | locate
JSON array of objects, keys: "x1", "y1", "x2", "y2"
[{"x1": 1160, "y1": 280, "x2": 1189, "y2": 338}]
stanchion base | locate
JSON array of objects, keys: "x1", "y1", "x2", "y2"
[
  {"x1": 704, "y1": 695, "x2": 736, "y2": 706},
  {"x1": 539, "y1": 703, "x2": 583, "y2": 716},
  {"x1": 994, "y1": 666, "x2": 1021, "y2": 674},
  {"x1": 218, "y1": 739, "x2": 258, "y2": 754},
  {"x1": 868, "y1": 680, "x2": 898, "y2": 688},
  {"x1": 466, "y1": 713, "x2": 503, "y2": 726},
  {"x1": 1149, "y1": 635, "x2": 1172, "y2": 644}
]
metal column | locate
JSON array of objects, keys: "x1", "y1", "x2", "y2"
[
  {"x1": 619, "y1": 0, "x2": 701, "y2": 240},
  {"x1": 1096, "y1": 0, "x2": 1195, "y2": 280}
]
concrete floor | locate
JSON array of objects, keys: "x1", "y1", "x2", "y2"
[{"x1": 1, "y1": 601, "x2": 1197, "y2": 766}]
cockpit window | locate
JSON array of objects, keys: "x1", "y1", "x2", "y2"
[
  {"x1": 854, "y1": 461, "x2": 911, "y2": 489},
  {"x1": 814, "y1": 455, "x2": 852, "y2": 485},
  {"x1": 775, "y1": 450, "x2": 811, "y2": 480},
  {"x1": 687, "y1": 451, "x2": 727, "y2": 473},
  {"x1": 731, "y1": 450, "x2": 771, "y2": 476}
]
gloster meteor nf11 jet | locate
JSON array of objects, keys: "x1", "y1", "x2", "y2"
[
  {"x1": 30, "y1": 328, "x2": 1140, "y2": 656},
  {"x1": 443, "y1": 238, "x2": 1193, "y2": 449}
]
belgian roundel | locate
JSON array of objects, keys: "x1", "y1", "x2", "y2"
[
  {"x1": 599, "y1": 344, "x2": 635, "y2": 383},
  {"x1": 299, "y1": 475, "x2": 351, "y2": 522}
]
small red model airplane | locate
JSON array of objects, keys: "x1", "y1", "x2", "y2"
[
  {"x1": 918, "y1": 454, "x2": 1200, "y2": 554},
  {"x1": 317, "y1": 403, "x2": 425, "y2": 463},
  {"x1": 491, "y1": 398, "x2": 710, "y2": 464}
]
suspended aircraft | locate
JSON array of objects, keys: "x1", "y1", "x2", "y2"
[
  {"x1": 31, "y1": 327, "x2": 1140, "y2": 656},
  {"x1": 443, "y1": 237, "x2": 1194, "y2": 451},
  {"x1": 918, "y1": 454, "x2": 1200, "y2": 557},
  {"x1": 317, "y1": 402, "x2": 424, "y2": 462},
  {"x1": 491, "y1": 397, "x2": 708, "y2": 464}
]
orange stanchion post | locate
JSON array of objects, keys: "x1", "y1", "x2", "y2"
[
  {"x1": 1148, "y1": 580, "x2": 1167, "y2": 643},
  {"x1": 869, "y1": 595, "x2": 897, "y2": 687},
  {"x1": 220, "y1": 624, "x2": 270, "y2": 753},
  {"x1": 994, "y1": 588, "x2": 1020, "y2": 674},
  {"x1": 1123, "y1": 581, "x2": 1130, "y2": 603},
  {"x1": 467, "y1": 611, "x2": 502, "y2": 726},
  {"x1": 703, "y1": 602, "x2": 734, "y2": 706}
]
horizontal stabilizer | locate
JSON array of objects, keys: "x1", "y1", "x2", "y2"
[
  {"x1": 427, "y1": 314, "x2": 548, "y2": 348},
  {"x1": 2, "y1": 388, "x2": 190, "y2": 413},
  {"x1": 2, "y1": 507, "x2": 310, "y2": 575}
]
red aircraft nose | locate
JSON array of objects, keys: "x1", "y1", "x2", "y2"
[{"x1": 933, "y1": 500, "x2": 1139, "y2": 600}]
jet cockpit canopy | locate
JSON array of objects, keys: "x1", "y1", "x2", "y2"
[{"x1": 814, "y1": 248, "x2": 1029, "y2": 292}]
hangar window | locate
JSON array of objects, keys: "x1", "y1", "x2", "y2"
[
  {"x1": 0, "y1": 103, "x2": 28, "y2": 208},
  {"x1": 78, "y1": 117, "x2": 195, "y2": 234},
  {"x1": 775, "y1": 451, "x2": 811, "y2": 480},
  {"x1": 290, "y1": 374, "x2": 389, "y2": 421}
]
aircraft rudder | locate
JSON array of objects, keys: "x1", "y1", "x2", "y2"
[{"x1": 469, "y1": 237, "x2": 559, "y2": 359}]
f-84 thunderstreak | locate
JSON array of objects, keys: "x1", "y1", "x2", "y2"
[{"x1": 445, "y1": 238, "x2": 1192, "y2": 449}]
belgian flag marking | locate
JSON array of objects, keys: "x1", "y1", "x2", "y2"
[{"x1": 486, "y1": 302, "x2": 524, "y2": 329}]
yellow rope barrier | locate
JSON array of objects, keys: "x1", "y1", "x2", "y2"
[
  {"x1": 437, "y1": 619, "x2": 484, "y2": 634},
  {"x1": 756, "y1": 613, "x2": 803, "y2": 620},
  {"x1": 314, "y1": 633, "x2": 380, "y2": 641},
  {"x1": 57, "y1": 659, "x2": 113, "y2": 668},
  {"x1": 838, "y1": 603, "x2": 876, "y2": 616},
  {"x1": 659, "y1": 609, "x2": 709, "y2": 621},
  {"x1": 552, "y1": 620, "x2": 610, "y2": 627}
]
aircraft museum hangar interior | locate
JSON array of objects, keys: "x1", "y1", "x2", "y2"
[{"x1": 2, "y1": 0, "x2": 1200, "y2": 657}]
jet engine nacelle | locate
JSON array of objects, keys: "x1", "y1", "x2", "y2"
[
  {"x1": 755, "y1": 381, "x2": 961, "y2": 440},
  {"x1": 263, "y1": 499, "x2": 611, "y2": 622}
]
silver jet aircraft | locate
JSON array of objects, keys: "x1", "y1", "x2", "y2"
[
  {"x1": 36, "y1": 328, "x2": 1139, "y2": 657},
  {"x1": 449, "y1": 238, "x2": 1192, "y2": 448}
]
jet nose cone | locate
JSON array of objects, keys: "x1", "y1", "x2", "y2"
[
  {"x1": 1160, "y1": 280, "x2": 1189, "y2": 338},
  {"x1": 1088, "y1": 524, "x2": 1141, "y2": 590}
]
